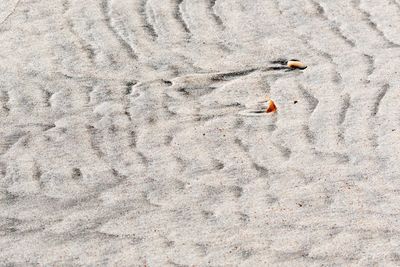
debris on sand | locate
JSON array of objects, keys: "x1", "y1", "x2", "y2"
[
  {"x1": 269, "y1": 58, "x2": 307, "y2": 70},
  {"x1": 265, "y1": 99, "x2": 277, "y2": 113},
  {"x1": 287, "y1": 59, "x2": 307, "y2": 70},
  {"x1": 241, "y1": 97, "x2": 277, "y2": 115}
]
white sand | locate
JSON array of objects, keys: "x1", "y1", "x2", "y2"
[{"x1": 1, "y1": 0, "x2": 400, "y2": 265}]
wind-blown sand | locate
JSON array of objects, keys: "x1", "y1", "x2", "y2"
[{"x1": 1, "y1": 0, "x2": 400, "y2": 265}]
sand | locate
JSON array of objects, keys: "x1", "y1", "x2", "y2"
[{"x1": 1, "y1": 0, "x2": 400, "y2": 265}]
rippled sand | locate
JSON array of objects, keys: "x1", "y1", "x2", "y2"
[{"x1": 1, "y1": 0, "x2": 400, "y2": 265}]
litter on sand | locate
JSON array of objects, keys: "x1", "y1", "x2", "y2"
[
  {"x1": 239, "y1": 97, "x2": 277, "y2": 116},
  {"x1": 287, "y1": 59, "x2": 307, "y2": 70},
  {"x1": 265, "y1": 99, "x2": 277, "y2": 113}
]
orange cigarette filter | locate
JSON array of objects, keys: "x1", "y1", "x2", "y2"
[{"x1": 266, "y1": 99, "x2": 277, "y2": 113}]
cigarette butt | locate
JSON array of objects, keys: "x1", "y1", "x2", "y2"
[
  {"x1": 266, "y1": 99, "x2": 277, "y2": 113},
  {"x1": 287, "y1": 60, "x2": 307, "y2": 69}
]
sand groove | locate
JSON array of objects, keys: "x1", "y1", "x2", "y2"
[
  {"x1": 372, "y1": 84, "x2": 389, "y2": 116},
  {"x1": 100, "y1": 0, "x2": 138, "y2": 59},
  {"x1": 174, "y1": 0, "x2": 191, "y2": 35},
  {"x1": 208, "y1": 0, "x2": 225, "y2": 28},
  {"x1": 351, "y1": 0, "x2": 400, "y2": 47},
  {"x1": 138, "y1": 0, "x2": 158, "y2": 40},
  {"x1": 309, "y1": 0, "x2": 356, "y2": 47}
]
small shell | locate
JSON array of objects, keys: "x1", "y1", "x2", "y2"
[
  {"x1": 287, "y1": 60, "x2": 307, "y2": 69},
  {"x1": 266, "y1": 99, "x2": 277, "y2": 113}
]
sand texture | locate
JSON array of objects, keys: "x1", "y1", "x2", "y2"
[{"x1": 1, "y1": 0, "x2": 400, "y2": 265}]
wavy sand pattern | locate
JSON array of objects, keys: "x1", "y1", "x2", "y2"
[{"x1": 1, "y1": 0, "x2": 400, "y2": 265}]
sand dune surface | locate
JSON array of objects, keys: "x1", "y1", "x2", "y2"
[{"x1": 1, "y1": 0, "x2": 400, "y2": 265}]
